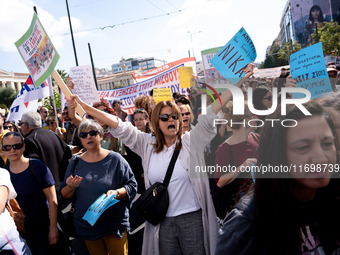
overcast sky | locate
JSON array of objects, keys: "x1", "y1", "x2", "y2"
[{"x1": 1, "y1": 0, "x2": 289, "y2": 74}]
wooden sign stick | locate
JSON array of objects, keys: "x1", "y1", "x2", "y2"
[{"x1": 52, "y1": 70, "x2": 86, "y2": 118}]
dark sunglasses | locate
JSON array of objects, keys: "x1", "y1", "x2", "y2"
[
  {"x1": 18, "y1": 122, "x2": 27, "y2": 127},
  {"x1": 2, "y1": 143, "x2": 24, "y2": 151},
  {"x1": 159, "y1": 114, "x2": 178, "y2": 122},
  {"x1": 79, "y1": 130, "x2": 99, "y2": 139},
  {"x1": 3, "y1": 125, "x2": 13, "y2": 130},
  {"x1": 263, "y1": 96, "x2": 272, "y2": 101},
  {"x1": 181, "y1": 112, "x2": 190, "y2": 117}
]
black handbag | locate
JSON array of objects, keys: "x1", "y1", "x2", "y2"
[{"x1": 134, "y1": 149, "x2": 180, "y2": 226}]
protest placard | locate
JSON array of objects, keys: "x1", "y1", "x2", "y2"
[
  {"x1": 52, "y1": 70, "x2": 86, "y2": 117},
  {"x1": 153, "y1": 88, "x2": 172, "y2": 103},
  {"x1": 253, "y1": 65, "x2": 290, "y2": 79},
  {"x1": 132, "y1": 57, "x2": 196, "y2": 82},
  {"x1": 290, "y1": 42, "x2": 333, "y2": 99},
  {"x1": 69, "y1": 65, "x2": 100, "y2": 104},
  {"x1": 178, "y1": 67, "x2": 194, "y2": 88},
  {"x1": 98, "y1": 63, "x2": 190, "y2": 114},
  {"x1": 210, "y1": 27, "x2": 257, "y2": 84},
  {"x1": 15, "y1": 13, "x2": 59, "y2": 88},
  {"x1": 201, "y1": 47, "x2": 231, "y2": 87}
]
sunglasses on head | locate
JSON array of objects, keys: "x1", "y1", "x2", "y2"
[
  {"x1": 159, "y1": 113, "x2": 178, "y2": 122},
  {"x1": 2, "y1": 143, "x2": 24, "y2": 151},
  {"x1": 79, "y1": 130, "x2": 99, "y2": 139},
  {"x1": 181, "y1": 112, "x2": 190, "y2": 117}
]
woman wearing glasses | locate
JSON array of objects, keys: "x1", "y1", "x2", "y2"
[
  {"x1": 66, "y1": 62, "x2": 255, "y2": 255},
  {"x1": 3, "y1": 121, "x2": 19, "y2": 133},
  {"x1": 178, "y1": 104, "x2": 193, "y2": 133},
  {"x1": 2, "y1": 132, "x2": 60, "y2": 254},
  {"x1": 59, "y1": 118, "x2": 137, "y2": 255}
]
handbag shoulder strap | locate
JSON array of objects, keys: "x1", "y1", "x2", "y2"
[
  {"x1": 71, "y1": 155, "x2": 80, "y2": 176},
  {"x1": 162, "y1": 149, "x2": 180, "y2": 187}
]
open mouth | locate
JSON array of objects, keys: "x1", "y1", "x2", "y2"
[
  {"x1": 168, "y1": 124, "x2": 175, "y2": 130},
  {"x1": 183, "y1": 119, "x2": 189, "y2": 123}
]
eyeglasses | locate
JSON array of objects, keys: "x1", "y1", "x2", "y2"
[
  {"x1": 159, "y1": 114, "x2": 179, "y2": 122},
  {"x1": 3, "y1": 125, "x2": 13, "y2": 130},
  {"x1": 42, "y1": 111, "x2": 48, "y2": 114},
  {"x1": 181, "y1": 112, "x2": 190, "y2": 117},
  {"x1": 263, "y1": 96, "x2": 272, "y2": 101},
  {"x1": 79, "y1": 130, "x2": 99, "y2": 139},
  {"x1": 2, "y1": 143, "x2": 24, "y2": 151}
]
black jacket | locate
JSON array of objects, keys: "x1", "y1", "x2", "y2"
[{"x1": 24, "y1": 128, "x2": 72, "y2": 189}]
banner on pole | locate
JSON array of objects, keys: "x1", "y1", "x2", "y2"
[
  {"x1": 6, "y1": 76, "x2": 51, "y2": 122},
  {"x1": 15, "y1": 13, "x2": 59, "y2": 88}
]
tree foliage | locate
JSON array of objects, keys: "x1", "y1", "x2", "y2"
[
  {"x1": 0, "y1": 87, "x2": 17, "y2": 109},
  {"x1": 260, "y1": 41, "x2": 301, "y2": 68},
  {"x1": 44, "y1": 69, "x2": 69, "y2": 111},
  {"x1": 312, "y1": 21, "x2": 340, "y2": 56}
]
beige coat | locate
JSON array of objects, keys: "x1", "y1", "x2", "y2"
[{"x1": 110, "y1": 106, "x2": 219, "y2": 255}]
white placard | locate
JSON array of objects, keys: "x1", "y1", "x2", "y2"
[{"x1": 69, "y1": 65, "x2": 100, "y2": 104}]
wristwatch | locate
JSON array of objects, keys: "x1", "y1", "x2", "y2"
[{"x1": 115, "y1": 189, "x2": 120, "y2": 199}]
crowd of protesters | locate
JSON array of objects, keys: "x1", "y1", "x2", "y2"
[{"x1": 0, "y1": 61, "x2": 340, "y2": 255}]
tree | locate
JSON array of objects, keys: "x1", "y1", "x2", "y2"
[
  {"x1": 278, "y1": 41, "x2": 301, "y2": 62},
  {"x1": 312, "y1": 21, "x2": 340, "y2": 56},
  {"x1": 45, "y1": 69, "x2": 69, "y2": 111},
  {"x1": 0, "y1": 87, "x2": 17, "y2": 109}
]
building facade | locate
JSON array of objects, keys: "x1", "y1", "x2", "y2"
[
  {"x1": 0, "y1": 70, "x2": 29, "y2": 92},
  {"x1": 111, "y1": 57, "x2": 166, "y2": 74},
  {"x1": 97, "y1": 70, "x2": 137, "y2": 91}
]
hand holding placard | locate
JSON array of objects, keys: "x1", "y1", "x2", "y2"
[{"x1": 52, "y1": 70, "x2": 85, "y2": 117}]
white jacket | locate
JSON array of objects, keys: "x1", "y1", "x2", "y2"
[{"x1": 110, "y1": 106, "x2": 219, "y2": 255}]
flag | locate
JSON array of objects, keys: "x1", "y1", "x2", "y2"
[{"x1": 6, "y1": 76, "x2": 51, "y2": 122}]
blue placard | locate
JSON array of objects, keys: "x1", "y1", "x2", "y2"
[
  {"x1": 210, "y1": 27, "x2": 257, "y2": 84},
  {"x1": 83, "y1": 193, "x2": 120, "y2": 226},
  {"x1": 290, "y1": 42, "x2": 333, "y2": 99}
]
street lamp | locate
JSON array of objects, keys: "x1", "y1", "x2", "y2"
[
  {"x1": 268, "y1": 52, "x2": 290, "y2": 63},
  {"x1": 188, "y1": 31, "x2": 202, "y2": 58}
]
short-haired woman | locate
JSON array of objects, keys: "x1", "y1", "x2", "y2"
[{"x1": 59, "y1": 118, "x2": 137, "y2": 255}]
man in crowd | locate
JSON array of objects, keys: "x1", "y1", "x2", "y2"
[
  {"x1": 62, "y1": 106, "x2": 82, "y2": 152},
  {"x1": 20, "y1": 111, "x2": 71, "y2": 188},
  {"x1": 112, "y1": 99, "x2": 128, "y2": 121},
  {"x1": 327, "y1": 66, "x2": 339, "y2": 91},
  {"x1": 39, "y1": 106, "x2": 49, "y2": 128}
]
